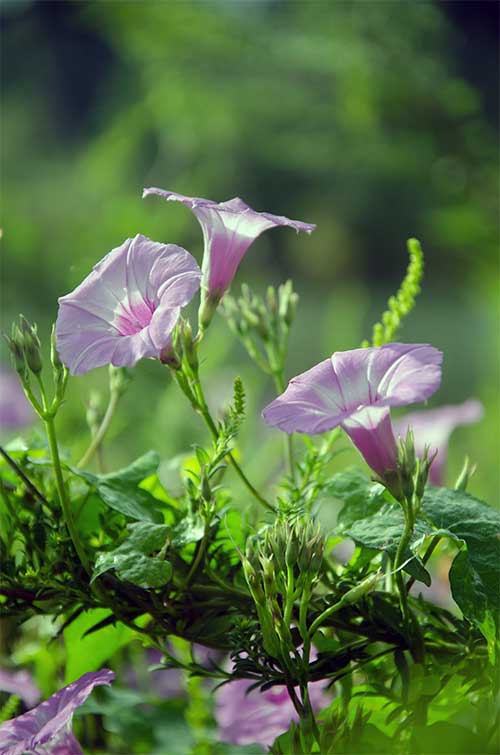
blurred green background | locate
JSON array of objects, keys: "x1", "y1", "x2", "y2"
[{"x1": 1, "y1": 0, "x2": 498, "y2": 503}]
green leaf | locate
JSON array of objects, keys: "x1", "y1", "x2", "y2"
[
  {"x1": 172, "y1": 513, "x2": 205, "y2": 547},
  {"x1": 342, "y1": 479, "x2": 500, "y2": 634},
  {"x1": 92, "y1": 521, "x2": 172, "y2": 588},
  {"x1": 344, "y1": 502, "x2": 432, "y2": 585},
  {"x1": 64, "y1": 608, "x2": 141, "y2": 684},
  {"x1": 329, "y1": 469, "x2": 388, "y2": 529},
  {"x1": 422, "y1": 487, "x2": 500, "y2": 613},
  {"x1": 74, "y1": 451, "x2": 164, "y2": 522},
  {"x1": 100, "y1": 450, "x2": 160, "y2": 486}
]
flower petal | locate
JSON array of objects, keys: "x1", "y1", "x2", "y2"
[
  {"x1": 56, "y1": 236, "x2": 200, "y2": 375},
  {"x1": 143, "y1": 187, "x2": 315, "y2": 299},
  {"x1": 262, "y1": 358, "x2": 348, "y2": 434},
  {"x1": 342, "y1": 406, "x2": 398, "y2": 476},
  {"x1": 0, "y1": 669, "x2": 114, "y2": 755}
]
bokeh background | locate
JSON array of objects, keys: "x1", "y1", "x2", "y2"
[{"x1": 1, "y1": 0, "x2": 498, "y2": 503}]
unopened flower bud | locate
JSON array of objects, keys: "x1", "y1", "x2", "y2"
[
  {"x1": 266, "y1": 286, "x2": 277, "y2": 315},
  {"x1": 454, "y1": 455, "x2": 475, "y2": 492},
  {"x1": 86, "y1": 391, "x2": 102, "y2": 436},
  {"x1": 4, "y1": 331, "x2": 27, "y2": 379},
  {"x1": 340, "y1": 571, "x2": 380, "y2": 606},
  {"x1": 198, "y1": 290, "x2": 220, "y2": 332},
  {"x1": 19, "y1": 316, "x2": 42, "y2": 374},
  {"x1": 50, "y1": 324, "x2": 63, "y2": 370},
  {"x1": 179, "y1": 318, "x2": 198, "y2": 370},
  {"x1": 109, "y1": 365, "x2": 132, "y2": 395}
]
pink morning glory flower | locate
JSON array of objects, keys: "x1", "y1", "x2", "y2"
[
  {"x1": 56, "y1": 234, "x2": 201, "y2": 375},
  {"x1": 142, "y1": 188, "x2": 315, "y2": 309},
  {"x1": 262, "y1": 343, "x2": 442, "y2": 477},
  {"x1": 0, "y1": 669, "x2": 114, "y2": 755},
  {"x1": 216, "y1": 676, "x2": 329, "y2": 748},
  {"x1": 393, "y1": 399, "x2": 483, "y2": 485}
]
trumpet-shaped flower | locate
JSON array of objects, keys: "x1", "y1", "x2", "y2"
[
  {"x1": 0, "y1": 669, "x2": 114, "y2": 755},
  {"x1": 142, "y1": 188, "x2": 315, "y2": 307},
  {"x1": 56, "y1": 235, "x2": 201, "y2": 375},
  {"x1": 393, "y1": 399, "x2": 483, "y2": 485},
  {"x1": 262, "y1": 343, "x2": 442, "y2": 477}
]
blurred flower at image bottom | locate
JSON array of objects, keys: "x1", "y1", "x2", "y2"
[
  {"x1": 0, "y1": 669, "x2": 114, "y2": 755},
  {"x1": 216, "y1": 676, "x2": 330, "y2": 748},
  {"x1": 0, "y1": 366, "x2": 34, "y2": 432}
]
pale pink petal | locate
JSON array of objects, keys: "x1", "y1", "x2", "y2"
[
  {"x1": 143, "y1": 187, "x2": 315, "y2": 299},
  {"x1": 342, "y1": 407, "x2": 398, "y2": 476},
  {"x1": 56, "y1": 235, "x2": 201, "y2": 375},
  {"x1": 262, "y1": 343, "x2": 442, "y2": 477},
  {"x1": 0, "y1": 669, "x2": 114, "y2": 755}
]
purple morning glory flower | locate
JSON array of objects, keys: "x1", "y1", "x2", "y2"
[
  {"x1": 216, "y1": 677, "x2": 329, "y2": 748},
  {"x1": 56, "y1": 234, "x2": 201, "y2": 375},
  {"x1": 262, "y1": 343, "x2": 442, "y2": 477},
  {"x1": 0, "y1": 367, "x2": 34, "y2": 431},
  {"x1": 0, "y1": 669, "x2": 40, "y2": 709},
  {"x1": 0, "y1": 669, "x2": 114, "y2": 755},
  {"x1": 142, "y1": 188, "x2": 315, "y2": 306},
  {"x1": 393, "y1": 399, "x2": 483, "y2": 485}
]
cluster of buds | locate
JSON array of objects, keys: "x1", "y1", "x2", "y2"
[
  {"x1": 160, "y1": 317, "x2": 198, "y2": 372},
  {"x1": 4, "y1": 316, "x2": 68, "y2": 418},
  {"x1": 4, "y1": 315, "x2": 42, "y2": 380},
  {"x1": 222, "y1": 282, "x2": 298, "y2": 378},
  {"x1": 382, "y1": 428, "x2": 437, "y2": 509},
  {"x1": 241, "y1": 519, "x2": 324, "y2": 659}
]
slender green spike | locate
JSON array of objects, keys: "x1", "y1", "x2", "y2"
[{"x1": 365, "y1": 238, "x2": 424, "y2": 347}]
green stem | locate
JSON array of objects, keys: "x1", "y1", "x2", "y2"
[
  {"x1": 77, "y1": 390, "x2": 120, "y2": 469},
  {"x1": 272, "y1": 367, "x2": 295, "y2": 480},
  {"x1": 44, "y1": 413, "x2": 90, "y2": 574},
  {"x1": 35, "y1": 375, "x2": 90, "y2": 574},
  {"x1": 394, "y1": 504, "x2": 414, "y2": 625},
  {"x1": 283, "y1": 563, "x2": 295, "y2": 630},
  {"x1": 308, "y1": 596, "x2": 346, "y2": 638},
  {"x1": 184, "y1": 521, "x2": 211, "y2": 587},
  {"x1": 175, "y1": 367, "x2": 274, "y2": 513}
]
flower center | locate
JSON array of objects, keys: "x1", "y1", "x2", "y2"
[{"x1": 114, "y1": 298, "x2": 155, "y2": 336}]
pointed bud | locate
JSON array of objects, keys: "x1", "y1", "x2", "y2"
[
  {"x1": 4, "y1": 331, "x2": 27, "y2": 379},
  {"x1": 50, "y1": 323, "x2": 63, "y2": 370},
  {"x1": 109, "y1": 365, "x2": 132, "y2": 395},
  {"x1": 340, "y1": 571, "x2": 380, "y2": 606},
  {"x1": 19, "y1": 316, "x2": 42, "y2": 374},
  {"x1": 198, "y1": 290, "x2": 220, "y2": 332},
  {"x1": 454, "y1": 456, "x2": 476, "y2": 492}
]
